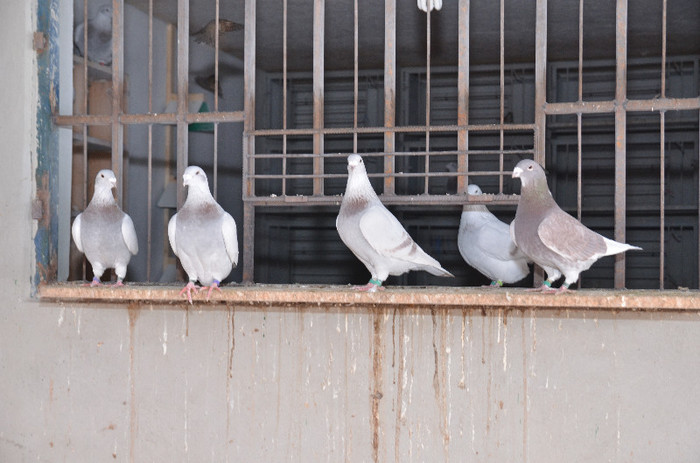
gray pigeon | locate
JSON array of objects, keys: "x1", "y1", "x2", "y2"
[
  {"x1": 510, "y1": 159, "x2": 641, "y2": 293},
  {"x1": 168, "y1": 166, "x2": 238, "y2": 303},
  {"x1": 74, "y1": 5, "x2": 113, "y2": 66},
  {"x1": 192, "y1": 19, "x2": 244, "y2": 47},
  {"x1": 336, "y1": 154, "x2": 453, "y2": 292},
  {"x1": 71, "y1": 169, "x2": 138, "y2": 286},
  {"x1": 458, "y1": 184, "x2": 530, "y2": 287}
]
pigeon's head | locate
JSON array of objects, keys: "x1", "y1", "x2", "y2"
[
  {"x1": 347, "y1": 154, "x2": 364, "y2": 172},
  {"x1": 467, "y1": 184, "x2": 483, "y2": 195},
  {"x1": 183, "y1": 165, "x2": 208, "y2": 189},
  {"x1": 512, "y1": 159, "x2": 545, "y2": 188},
  {"x1": 97, "y1": 5, "x2": 112, "y2": 17},
  {"x1": 95, "y1": 169, "x2": 117, "y2": 191}
]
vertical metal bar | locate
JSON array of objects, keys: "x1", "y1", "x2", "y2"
[
  {"x1": 499, "y1": 0, "x2": 505, "y2": 193},
  {"x1": 81, "y1": 0, "x2": 89, "y2": 282},
  {"x1": 578, "y1": 0, "x2": 584, "y2": 103},
  {"x1": 384, "y1": 0, "x2": 396, "y2": 195},
  {"x1": 457, "y1": 0, "x2": 470, "y2": 194},
  {"x1": 533, "y1": 0, "x2": 548, "y2": 286},
  {"x1": 242, "y1": 0, "x2": 257, "y2": 282},
  {"x1": 661, "y1": 0, "x2": 667, "y2": 98},
  {"x1": 534, "y1": 0, "x2": 547, "y2": 167},
  {"x1": 660, "y1": 111, "x2": 665, "y2": 288},
  {"x1": 659, "y1": 0, "x2": 667, "y2": 289},
  {"x1": 213, "y1": 0, "x2": 220, "y2": 199},
  {"x1": 353, "y1": 0, "x2": 358, "y2": 154},
  {"x1": 614, "y1": 0, "x2": 628, "y2": 288},
  {"x1": 424, "y1": 8, "x2": 431, "y2": 194},
  {"x1": 176, "y1": 0, "x2": 189, "y2": 208},
  {"x1": 147, "y1": 0, "x2": 153, "y2": 281},
  {"x1": 111, "y1": 0, "x2": 125, "y2": 206},
  {"x1": 282, "y1": 0, "x2": 288, "y2": 196},
  {"x1": 312, "y1": 0, "x2": 325, "y2": 196}
]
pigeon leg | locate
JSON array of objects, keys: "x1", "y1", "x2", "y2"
[
  {"x1": 201, "y1": 280, "x2": 222, "y2": 301},
  {"x1": 84, "y1": 277, "x2": 102, "y2": 287},
  {"x1": 526, "y1": 280, "x2": 558, "y2": 294},
  {"x1": 483, "y1": 280, "x2": 504, "y2": 288},
  {"x1": 111, "y1": 279, "x2": 125, "y2": 288},
  {"x1": 179, "y1": 281, "x2": 201, "y2": 304},
  {"x1": 354, "y1": 278, "x2": 385, "y2": 292}
]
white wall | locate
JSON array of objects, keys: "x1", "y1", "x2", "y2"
[{"x1": 3, "y1": 2, "x2": 700, "y2": 462}]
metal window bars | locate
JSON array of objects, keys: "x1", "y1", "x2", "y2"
[{"x1": 52, "y1": 0, "x2": 700, "y2": 289}]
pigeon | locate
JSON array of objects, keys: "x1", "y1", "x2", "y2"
[
  {"x1": 74, "y1": 5, "x2": 113, "y2": 66},
  {"x1": 195, "y1": 74, "x2": 223, "y2": 98},
  {"x1": 458, "y1": 184, "x2": 530, "y2": 287},
  {"x1": 71, "y1": 169, "x2": 138, "y2": 286},
  {"x1": 192, "y1": 19, "x2": 244, "y2": 47},
  {"x1": 417, "y1": 0, "x2": 442, "y2": 12},
  {"x1": 510, "y1": 159, "x2": 641, "y2": 293},
  {"x1": 336, "y1": 154, "x2": 453, "y2": 292},
  {"x1": 168, "y1": 166, "x2": 239, "y2": 303}
]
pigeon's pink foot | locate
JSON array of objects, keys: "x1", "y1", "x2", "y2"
[
  {"x1": 526, "y1": 284, "x2": 558, "y2": 294},
  {"x1": 179, "y1": 281, "x2": 201, "y2": 304},
  {"x1": 201, "y1": 280, "x2": 222, "y2": 301},
  {"x1": 554, "y1": 285, "x2": 573, "y2": 294},
  {"x1": 84, "y1": 277, "x2": 102, "y2": 287},
  {"x1": 111, "y1": 280, "x2": 125, "y2": 288},
  {"x1": 354, "y1": 279, "x2": 385, "y2": 292}
]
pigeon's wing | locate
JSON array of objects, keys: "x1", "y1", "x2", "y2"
[
  {"x1": 72, "y1": 214, "x2": 84, "y2": 252},
  {"x1": 167, "y1": 214, "x2": 178, "y2": 257},
  {"x1": 121, "y1": 214, "x2": 139, "y2": 255},
  {"x1": 221, "y1": 213, "x2": 239, "y2": 266},
  {"x1": 538, "y1": 210, "x2": 606, "y2": 261},
  {"x1": 359, "y1": 205, "x2": 434, "y2": 265},
  {"x1": 509, "y1": 220, "x2": 518, "y2": 248},
  {"x1": 476, "y1": 219, "x2": 521, "y2": 262}
]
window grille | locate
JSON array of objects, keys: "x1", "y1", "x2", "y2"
[{"x1": 39, "y1": 0, "x2": 700, "y2": 291}]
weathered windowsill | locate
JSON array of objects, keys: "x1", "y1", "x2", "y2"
[{"x1": 37, "y1": 282, "x2": 700, "y2": 311}]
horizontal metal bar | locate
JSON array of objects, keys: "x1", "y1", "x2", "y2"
[
  {"x1": 55, "y1": 110, "x2": 245, "y2": 127},
  {"x1": 545, "y1": 97, "x2": 700, "y2": 115},
  {"x1": 250, "y1": 149, "x2": 535, "y2": 160},
  {"x1": 250, "y1": 169, "x2": 513, "y2": 180},
  {"x1": 243, "y1": 193, "x2": 520, "y2": 207},
  {"x1": 250, "y1": 123, "x2": 536, "y2": 137}
]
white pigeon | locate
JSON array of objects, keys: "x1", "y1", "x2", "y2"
[
  {"x1": 458, "y1": 184, "x2": 530, "y2": 287},
  {"x1": 71, "y1": 169, "x2": 138, "y2": 286},
  {"x1": 336, "y1": 154, "x2": 453, "y2": 292},
  {"x1": 417, "y1": 0, "x2": 443, "y2": 12},
  {"x1": 74, "y1": 5, "x2": 113, "y2": 66},
  {"x1": 168, "y1": 166, "x2": 239, "y2": 303}
]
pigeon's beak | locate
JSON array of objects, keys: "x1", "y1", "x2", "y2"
[
  {"x1": 109, "y1": 177, "x2": 117, "y2": 189},
  {"x1": 183, "y1": 174, "x2": 191, "y2": 187},
  {"x1": 512, "y1": 167, "x2": 523, "y2": 178}
]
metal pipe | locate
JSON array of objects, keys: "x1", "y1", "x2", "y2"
[
  {"x1": 147, "y1": 0, "x2": 153, "y2": 281},
  {"x1": 660, "y1": 111, "x2": 665, "y2": 288}
]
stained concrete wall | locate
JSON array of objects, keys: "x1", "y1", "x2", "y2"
[{"x1": 3, "y1": 2, "x2": 700, "y2": 462}]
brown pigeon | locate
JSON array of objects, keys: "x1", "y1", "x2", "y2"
[
  {"x1": 192, "y1": 19, "x2": 243, "y2": 47},
  {"x1": 510, "y1": 159, "x2": 641, "y2": 293},
  {"x1": 336, "y1": 154, "x2": 453, "y2": 292}
]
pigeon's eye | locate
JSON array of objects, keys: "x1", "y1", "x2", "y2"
[
  {"x1": 527, "y1": 165, "x2": 533, "y2": 171},
  {"x1": 100, "y1": 173, "x2": 104, "y2": 178}
]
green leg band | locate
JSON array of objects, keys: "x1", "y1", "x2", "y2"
[
  {"x1": 543, "y1": 280, "x2": 552, "y2": 288},
  {"x1": 369, "y1": 278, "x2": 383, "y2": 286}
]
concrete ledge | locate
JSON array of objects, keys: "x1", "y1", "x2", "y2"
[{"x1": 37, "y1": 282, "x2": 700, "y2": 311}]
